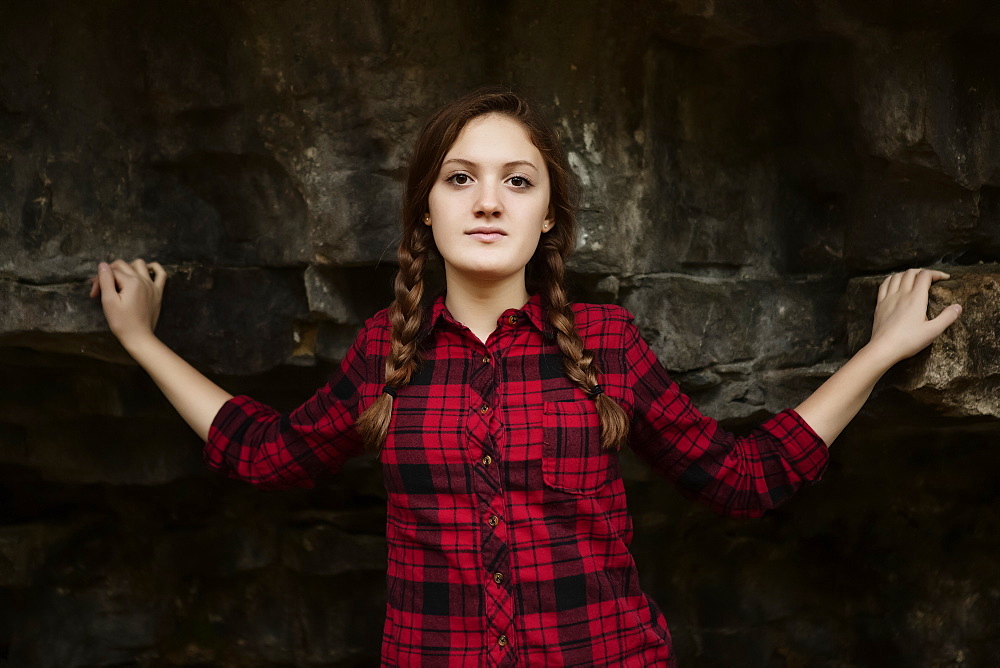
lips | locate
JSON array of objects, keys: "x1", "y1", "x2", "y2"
[{"x1": 466, "y1": 226, "x2": 506, "y2": 242}]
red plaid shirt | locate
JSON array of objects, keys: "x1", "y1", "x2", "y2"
[{"x1": 206, "y1": 293, "x2": 828, "y2": 666}]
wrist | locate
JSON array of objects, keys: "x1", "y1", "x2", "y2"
[
  {"x1": 856, "y1": 339, "x2": 900, "y2": 374},
  {"x1": 120, "y1": 330, "x2": 162, "y2": 358}
]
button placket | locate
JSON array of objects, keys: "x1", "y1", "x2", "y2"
[{"x1": 468, "y1": 337, "x2": 513, "y2": 664}]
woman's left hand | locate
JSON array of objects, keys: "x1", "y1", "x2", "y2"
[
  {"x1": 868, "y1": 268, "x2": 962, "y2": 365},
  {"x1": 794, "y1": 268, "x2": 962, "y2": 447}
]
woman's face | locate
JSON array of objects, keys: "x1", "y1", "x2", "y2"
[{"x1": 426, "y1": 113, "x2": 553, "y2": 290}]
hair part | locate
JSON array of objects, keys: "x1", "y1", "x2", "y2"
[{"x1": 356, "y1": 86, "x2": 630, "y2": 454}]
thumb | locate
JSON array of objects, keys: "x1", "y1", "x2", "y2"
[{"x1": 926, "y1": 303, "x2": 962, "y2": 338}]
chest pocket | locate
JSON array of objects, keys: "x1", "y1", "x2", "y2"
[{"x1": 542, "y1": 400, "x2": 617, "y2": 494}]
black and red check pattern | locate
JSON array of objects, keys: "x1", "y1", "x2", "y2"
[{"x1": 206, "y1": 293, "x2": 829, "y2": 666}]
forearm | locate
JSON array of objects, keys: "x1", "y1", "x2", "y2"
[
  {"x1": 793, "y1": 343, "x2": 895, "y2": 447},
  {"x1": 122, "y1": 334, "x2": 233, "y2": 441}
]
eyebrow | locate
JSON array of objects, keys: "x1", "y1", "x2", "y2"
[{"x1": 441, "y1": 158, "x2": 539, "y2": 172}]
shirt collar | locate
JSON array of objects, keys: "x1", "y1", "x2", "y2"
[{"x1": 418, "y1": 292, "x2": 552, "y2": 341}]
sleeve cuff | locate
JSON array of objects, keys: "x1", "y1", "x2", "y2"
[
  {"x1": 204, "y1": 395, "x2": 271, "y2": 471},
  {"x1": 759, "y1": 409, "x2": 830, "y2": 484}
]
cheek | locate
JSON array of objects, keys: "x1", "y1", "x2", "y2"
[
  {"x1": 517, "y1": 230, "x2": 544, "y2": 261},
  {"x1": 426, "y1": 191, "x2": 441, "y2": 221}
]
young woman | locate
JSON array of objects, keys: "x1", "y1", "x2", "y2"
[{"x1": 90, "y1": 89, "x2": 961, "y2": 666}]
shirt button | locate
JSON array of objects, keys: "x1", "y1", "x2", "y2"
[
  {"x1": 479, "y1": 403, "x2": 490, "y2": 414},
  {"x1": 488, "y1": 515, "x2": 499, "y2": 527},
  {"x1": 481, "y1": 455, "x2": 493, "y2": 466},
  {"x1": 482, "y1": 354, "x2": 491, "y2": 364},
  {"x1": 507, "y1": 315, "x2": 518, "y2": 325},
  {"x1": 498, "y1": 634, "x2": 508, "y2": 647},
  {"x1": 493, "y1": 572, "x2": 504, "y2": 585}
]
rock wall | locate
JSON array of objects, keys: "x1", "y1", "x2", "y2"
[{"x1": 2, "y1": 0, "x2": 999, "y2": 665}]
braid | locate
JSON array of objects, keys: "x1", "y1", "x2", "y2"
[
  {"x1": 540, "y1": 248, "x2": 630, "y2": 450},
  {"x1": 356, "y1": 233, "x2": 430, "y2": 454}
]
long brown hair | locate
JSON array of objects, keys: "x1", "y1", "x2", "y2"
[{"x1": 356, "y1": 87, "x2": 630, "y2": 453}]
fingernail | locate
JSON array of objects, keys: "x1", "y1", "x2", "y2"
[
  {"x1": 952, "y1": 304, "x2": 962, "y2": 314},
  {"x1": 99, "y1": 262, "x2": 109, "y2": 271}
]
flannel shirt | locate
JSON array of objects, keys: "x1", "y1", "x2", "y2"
[{"x1": 205, "y1": 292, "x2": 829, "y2": 666}]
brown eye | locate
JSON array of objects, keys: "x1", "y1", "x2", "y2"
[
  {"x1": 509, "y1": 176, "x2": 530, "y2": 188},
  {"x1": 448, "y1": 173, "x2": 471, "y2": 185}
]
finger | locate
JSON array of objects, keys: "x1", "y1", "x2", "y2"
[
  {"x1": 900, "y1": 267, "x2": 922, "y2": 292},
  {"x1": 131, "y1": 258, "x2": 150, "y2": 281},
  {"x1": 912, "y1": 268, "x2": 955, "y2": 296},
  {"x1": 926, "y1": 303, "x2": 962, "y2": 338},
  {"x1": 926, "y1": 269, "x2": 951, "y2": 284},
  {"x1": 912, "y1": 268, "x2": 939, "y2": 293},
  {"x1": 878, "y1": 275, "x2": 890, "y2": 302},
  {"x1": 111, "y1": 259, "x2": 137, "y2": 277},
  {"x1": 97, "y1": 263, "x2": 119, "y2": 306},
  {"x1": 148, "y1": 262, "x2": 167, "y2": 290},
  {"x1": 89, "y1": 274, "x2": 99, "y2": 298},
  {"x1": 887, "y1": 271, "x2": 903, "y2": 294}
]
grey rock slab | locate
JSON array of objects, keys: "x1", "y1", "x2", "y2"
[
  {"x1": 622, "y1": 274, "x2": 840, "y2": 373},
  {"x1": 843, "y1": 166, "x2": 991, "y2": 271},
  {"x1": 854, "y1": 31, "x2": 1000, "y2": 190},
  {"x1": 668, "y1": 361, "x2": 841, "y2": 424},
  {"x1": 303, "y1": 264, "x2": 361, "y2": 323},
  {"x1": 1, "y1": 265, "x2": 310, "y2": 374}
]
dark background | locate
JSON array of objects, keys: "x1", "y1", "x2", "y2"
[{"x1": 2, "y1": 1, "x2": 999, "y2": 665}]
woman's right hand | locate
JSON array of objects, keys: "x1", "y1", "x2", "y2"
[{"x1": 89, "y1": 258, "x2": 167, "y2": 347}]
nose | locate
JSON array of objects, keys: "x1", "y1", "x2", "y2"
[{"x1": 475, "y1": 180, "x2": 503, "y2": 218}]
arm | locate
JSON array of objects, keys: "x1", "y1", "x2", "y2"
[
  {"x1": 624, "y1": 268, "x2": 959, "y2": 517},
  {"x1": 794, "y1": 268, "x2": 961, "y2": 446},
  {"x1": 622, "y1": 314, "x2": 828, "y2": 519},
  {"x1": 91, "y1": 258, "x2": 373, "y2": 488},
  {"x1": 91, "y1": 259, "x2": 232, "y2": 441}
]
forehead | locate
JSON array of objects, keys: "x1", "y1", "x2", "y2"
[{"x1": 444, "y1": 114, "x2": 543, "y2": 166}]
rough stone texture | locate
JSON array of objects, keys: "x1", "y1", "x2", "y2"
[
  {"x1": 2, "y1": 0, "x2": 1000, "y2": 665},
  {"x1": 0, "y1": 266, "x2": 311, "y2": 374},
  {"x1": 846, "y1": 264, "x2": 1000, "y2": 418}
]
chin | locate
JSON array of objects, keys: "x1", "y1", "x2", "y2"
[{"x1": 449, "y1": 263, "x2": 521, "y2": 283}]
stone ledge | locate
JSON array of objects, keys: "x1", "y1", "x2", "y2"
[
  {"x1": 0, "y1": 266, "x2": 311, "y2": 375},
  {"x1": 846, "y1": 264, "x2": 1000, "y2": 418}
]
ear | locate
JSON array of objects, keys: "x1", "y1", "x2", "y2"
[{"x1": 542, "y1": 205, "x2": 555, "y2": 233}]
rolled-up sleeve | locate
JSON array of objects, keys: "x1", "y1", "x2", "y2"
[
  {"x1": 622, "y1": 316, "x2": 829, "y2": 518},
  {"x1": 204, "y1": 320, "x2": 374, "y2": 489}
]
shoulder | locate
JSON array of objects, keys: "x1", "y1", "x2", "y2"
[
  {"x1": 364, "y1": 306, "x2": 393, "y2": 331},
  {"x1": 356, "y1": 307, "x2": 393, "y2": 355},
  {"x1": 570, "y1": 302, "x2": 635, "y2": 328},
  {"x1": 568, "y1": 302, "x2": 637, "y2": 343}
]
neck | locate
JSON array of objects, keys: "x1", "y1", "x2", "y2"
[{"x1": 444, "y1": 271, "x2": 530, "y2": 344}]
